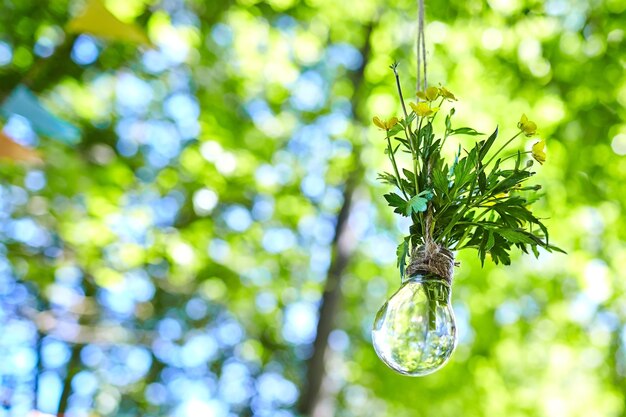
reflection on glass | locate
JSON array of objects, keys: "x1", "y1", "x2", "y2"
[{"x1": 372, "y1": 274, "x2": 457, "y2": 376}]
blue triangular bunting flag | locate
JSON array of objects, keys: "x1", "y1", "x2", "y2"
[{"x1": 2, "y1": 85, "x2": 80, "y2": 144}]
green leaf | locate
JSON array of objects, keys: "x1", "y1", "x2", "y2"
[
  {"x1": 432, "y1": 164, "x2": 449, "y2": 198},
  {"x1": 445, "y1": 112, "x2": 452, "y2": 132},
  {"x1": 453, "y1": 144, "x2": 479, "y2": 191},
  {"x1": 384, "y1": 192, "x2": 404, "y2": 206},
  {"x1": 491, "y1": 170, "x2": 532, "y2": 194},
  {"x1": 377, "y1": 172, "x2": 398, "y2": 187},
  {"x1": 547, "y1": 243, "x2": 567, "y2": 254},
  {"x1": 387, "y1": 124, "x2": 404, "y2": 137},
  {"x1": 494, "y1": 227, "x2": 539, "y2": 245},
  {"x1": 485, "y1": 231, "x2": 495, "y2": 251},
  {"x1": 384, "y1": 143, "x2": 400, "y2": 156},
  {"x1": 406, "y1": 195, "x2": 428, "y2": 215},
  {"x1": 479, "y1": 126, "x2": 499, "y2": 161},
  {"x1": 400, "y1": 178, "x2": 415, "y2": 196},
  {"x1": 420, "y1": 122, "x2": 434, "y2": 140},
  {"x1": 487, "y1": 233, "x2": 512, "y2": 265},
  {"x1": 478, "y1": 171, "x2": 487, "y2": 193},
  {"x1": 531, "y1": 245, "x2": 540, "y2": 258},
  {"x1": 450, "y1": 127, "x2": 484, "y2": 136},
  {"x1": 418, "y1": 189, "x2": 434, "y2": 200},
  {"x1": 450, "y1": 144, "x2": 462, "y2": 175},
  {"x1": 394, "y1": 137, "x2": 411, "y2": 151},
  {"x1": 403, "y1": 168, "x2": 415, "y2": 185},
  {"x1": 396, "y1": 238, "x2": 410, "y2": 279},
  {"x1": 401, "y1": 112, "x2": 416, "y2": 126}
]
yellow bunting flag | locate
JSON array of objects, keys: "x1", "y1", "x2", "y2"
[
  {"x1": 0, "y1": 130, "x2": 42, "y2": 164},
  {"x1": 66, "y1": 0, "x2": 151, "y2": 46}
]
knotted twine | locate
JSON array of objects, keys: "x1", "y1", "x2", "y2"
[
  {"x1": 407, "y1": 0, "x2": 457, "y2": 284},
  {"x1": 406, "y1": 244, "x2": 455, "y2": 284}
]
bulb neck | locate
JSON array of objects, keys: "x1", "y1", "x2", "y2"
[
  {"x1": 406, "y1": 244, "x2": 455, "y2": 285},
  {"x1": 402, "y1": 272, "x2": 450, "y2": 286},
  {"x1": 403, "y1": 274, "x2": 452, "y2": 305}
]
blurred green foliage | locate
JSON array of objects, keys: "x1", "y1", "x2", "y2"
[{"x1": 0, "y1": 0, "x2": 625, "y2": 416}]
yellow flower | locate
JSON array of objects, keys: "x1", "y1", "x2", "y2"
[
  {"x1": 531, "y1": 140, "x2": 546, "y2": 164},
  {"x1": 373, "y1": 116, "x2": 399, "y2": 130},
  {"x1": 416, "y1": 86, "x2": 440, "y2": 101},
  {"x1": 439, "y1": 86, "x2": 457, "y2": 101},
  {"x1": 409, "y1": 102, "x2": 439, "y2": 117},
  {"x1": 426, "y1": 86, "x2": 440, "y2": 101},
  {"x1": 484, "y1": 192, "x2": 509, "y2": 207},
  {"x1": 518, "y1": 114, "x2": 538, "y2": 137}
]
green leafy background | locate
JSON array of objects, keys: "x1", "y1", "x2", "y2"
[{"x1": 0, "y1": 0, "x2": 625, "y2": 416}]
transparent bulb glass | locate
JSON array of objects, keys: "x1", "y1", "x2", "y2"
[{"x1": 372, "y1": 274, "x2": 457, "y2": 376}]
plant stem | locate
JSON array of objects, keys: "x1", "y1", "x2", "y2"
[
  {"x1": 392, "y1": 63, "x2": 410, "y2": 122},
  {"x1": 428, "y1": 293, "x2": 437, "y2": 331},
  {"x1": 498, "y1": 150, "x2": 532, "y2": 164},
  {"x1": 386, "y1": 136, "x2": 408, "y2": 199},
  {"x1": 429, "y1": 97, "x2": 446, "y2": 125},
  {"x1": 484, "y1": 131, "x2": 522, "y2": 168},
  {"x1": 440, "y1": 130, "x2": 451, "y2": 152},
  {"x1": 416, "y1": 117, "x2": 424, "y2": 152},
  {"x1": 468, "y1": 168, "x2": 527, "y2": 209},
  {"x1": 414, "y1": 118, "x2": 423, "y2": 192},
  {"x1": 460, "y1": 145, "x2": 481, "y2": 218},
  {"x1": 391, "y1": 64, "x2": 420, "y2": 195},
  {"x1": 453, "y1": 209, "x2": 491, "y2": 248}
]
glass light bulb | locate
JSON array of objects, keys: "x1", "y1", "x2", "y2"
[{"x1": 372, "y1": 273, "x2": 457, "y2": 376}]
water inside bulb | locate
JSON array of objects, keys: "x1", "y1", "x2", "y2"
[{"x1": 372, "y1": 273, "x2": 457, "y2": 376}]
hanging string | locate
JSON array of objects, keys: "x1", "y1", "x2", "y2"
[
  {"x1": 417, "y1": 0, "x2": 433, "y2": 250},
  {"x1": 416, "y1": 4, "x2": 421, "y2": 93},
  {"x1": 420, "y1": 0, "x2": 427, "y2": 90},
  {"x1": 416, "y1": 0, "x2": 427, "y2": 93},
  {"x1": 408, "y1": 0, "x2": 456, "y2": 279}
]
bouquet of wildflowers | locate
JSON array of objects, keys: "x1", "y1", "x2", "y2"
[{"x1": 374, "y1": 64, "x2": 563, "y2": 278}]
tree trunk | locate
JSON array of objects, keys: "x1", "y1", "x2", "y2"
[
  {"x1": 298, "y1": 21, "x2": 375, "y2": 417},
  {"x1": 56, "y1": 344, "x2": 82, "y2": 417}
]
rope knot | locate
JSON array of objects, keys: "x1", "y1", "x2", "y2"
[{"x1": 406, "y1": 243, "x2": 455, "y2": 284}]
